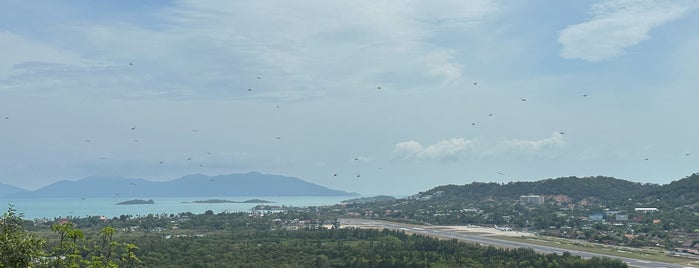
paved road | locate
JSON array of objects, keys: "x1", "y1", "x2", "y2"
[{"x1": 339, "y1": 218, "x2": 697, "y2": 268}]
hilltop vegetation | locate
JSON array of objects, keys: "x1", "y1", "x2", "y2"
[
  {"x1": 643, "y1": 173, "x2": 699, "y2": 208},
  {"x1": 423, "y1": 174, "x2": 695, "y2": 209}
]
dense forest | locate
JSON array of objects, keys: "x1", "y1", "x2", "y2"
[
  {"x1": 2, "y1": 206, "x2": 630, "y2": 268},
  {"x1": 126, "y1": 228, "x2": 627, "y2": 268}
]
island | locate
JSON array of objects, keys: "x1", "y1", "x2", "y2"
[
  {"x1": 183, "y1": 199, "x2": 273, "y2": 204},
  {"x1": 116, "y1": 199, "x2": 155, "y2": 205}
]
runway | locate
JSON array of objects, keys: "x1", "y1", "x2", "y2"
[{"x1": 339, "y1": 218, "x2": 697, "y2": 268}]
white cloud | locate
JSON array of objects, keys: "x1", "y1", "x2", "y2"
[
  {"x1": 392, "y1": 138, "x2": 475, "y2": 161},
  {"x1": 394, "y1": 133, "x2": 566, "y2": 161},
  {"x1": 0, "y1": 31, "x2": 85, "y2": 78},
  {"x1": 486, "y1": 132, "x2": 566, "y2": 158},
  {"x1": 422, "y1": 50, "x2": 463, "y2": 85},
  {"x1": 1, "y1": 1, "x2": 501, "y2": 99},
  {"x1": 558, "y1": 0, "x2": 697, "y2": 62}
]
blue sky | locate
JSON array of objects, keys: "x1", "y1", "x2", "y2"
[{"x1": 1, "y1": 0, "x2": 698, "y2": 195}]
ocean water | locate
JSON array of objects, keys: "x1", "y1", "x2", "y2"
[{"x1": 0, "y1": 196, "x2": 353, "y2": 220}]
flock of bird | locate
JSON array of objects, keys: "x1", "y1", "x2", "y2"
[{"x1": 1, "y1": 61, "x2": 695, "y2": 188}]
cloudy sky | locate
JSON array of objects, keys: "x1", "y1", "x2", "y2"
[{"x1": 1, "y1": 0, "x2": 698, "y2": 195}]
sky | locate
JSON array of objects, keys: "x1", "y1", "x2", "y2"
[{"x1": 1, "y1": 0, "x2": 698, "y2": 196}]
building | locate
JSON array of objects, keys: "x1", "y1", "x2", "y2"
[
  {"x1": 634, "y1": 208, "x2": 659, "y2": 212},
  {"x1": 520, "y1": 195, "x2": 545, "y2": 205},
  {"x1": 589, "y1": 213, "x2": 605, "y2": 221},
  {"x1": 615, "y1": 214, "x2": 628, "y2": 221}
]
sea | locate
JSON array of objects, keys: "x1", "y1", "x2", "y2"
[{"x1": 0, "y1": 196, "x2": 354, "y2": 220}]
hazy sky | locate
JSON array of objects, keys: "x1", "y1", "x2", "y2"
[{"x1": 1, "y1": 0, "x2": 698, "y2": 195}]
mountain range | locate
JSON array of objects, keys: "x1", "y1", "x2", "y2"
[{"x1": 1, "y1": 172, "x2": 354, "y2": 198}]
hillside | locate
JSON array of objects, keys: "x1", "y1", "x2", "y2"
[
  {"x1": 7, "y1": 172, "x2": 353, "y2": 198},
  {"x1": 423, "y1": 175, "x2": 693, "y2": 207},
  {"x1": 643, "y1": 173, "x2": 699, "y2": 208}
]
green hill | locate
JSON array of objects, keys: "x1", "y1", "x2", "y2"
[{"x1": 422, "y1": 174, "x2": 694, "y2": 208}]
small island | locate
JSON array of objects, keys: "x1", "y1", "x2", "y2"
[
  {"x1": 183, "y1": 199, "x2": 273, "y2": 204},
  {"x1": 116, "y1": 199, "x2": 155, "y2": 205}
]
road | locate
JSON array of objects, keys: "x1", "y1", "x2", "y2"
[{"x1": 339, "y1": 218, "x2": 697, "y2": 268}]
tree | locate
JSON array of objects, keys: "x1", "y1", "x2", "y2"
[{"x1": 0, "y1": 205, "x2": 45, "y2": 267}]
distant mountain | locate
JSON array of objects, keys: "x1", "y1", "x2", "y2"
[
  {"x1": 0, "y1": 182, "x2": 28, "y2": 197},
  {"x1": 8, "y1": 172, "x2": 354, "y2": 198}
]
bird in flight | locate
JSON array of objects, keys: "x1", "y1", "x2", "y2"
[
  {"x1": 333, "y1": 173, "x2": 337, "y2": 177},
  {"x1": 496, "y1": 172, "x2": 505, "y2": 176},
  {"x1": 128, "y1": 62, "x2": 133, "y2": 66},
  {"x1": 86, "y1": 139, "x2": 91, "y2": 142},
  {"x1": 354, "y1": 157, "x2": 359, "y2": 161},
  {"x1": 685, "y1": 153, "x2": 692, "y2": 156},
  {"x1": 644, "y1": 158, "x2": 649, "y2": 161},
  {"x1": 377, "y1": 86, "x2": 382, "y2": 90},
  {"x1": 191, "y1": 129, "x2": 200, "y2": 132},
  {"x1": 257, "y1": 77, "x2": 261, "y2": 80},
  {"x1": 159, "y1": 161, "x2": 164, "y2": 164},
  {"x1": 248, "y1": 88, "x2": 252, "y2": 92},
  {"x1": 521, "y1": 98, "x2": 527, "y2": 102},
  {"x1": 472, "y1": 122, "x2": 476, "y2": 126},
  {"x1": 582, "y1": 94, "x2": 589, "y2": 97},
  {"x1": 131, "y1": 126, "x2": 135, "y2": 130},
  {"x1": 356, "y1": 173, "x2": 360, "y2": 178},
  {"x1": 559, "y1": 131, "x2": 565, "y2": 135},
  {"x1": 276, "y1": 137, "x2": 281, "y2": 140},
  {"x1": 473, "y1": 82, "x2": 478, "y2": 86},
  {"x1": 187, "y1": 157, "x2": 192, "y2": 161},
  {"x1": 488, "y1": 113, "x2": 493, "y2": 117}
]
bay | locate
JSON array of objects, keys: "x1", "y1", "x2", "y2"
[{"x1": 0, "y1": 196, "x2": 353, "y2": 220}]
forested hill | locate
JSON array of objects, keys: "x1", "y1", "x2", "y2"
[
  {"x1": 423, "y1": 174, "x2": 698, "y2": 206},
  {"x1": 644, "y1": 173, "x2": 699, "y2": 208}
]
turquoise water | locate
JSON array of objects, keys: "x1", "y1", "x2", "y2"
[{"x1": 0, "y1": 196, "x2": 353, "y2": 220}]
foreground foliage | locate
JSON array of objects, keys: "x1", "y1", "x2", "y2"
[
  {"x1": 127, "y1": 227, "x2": 626, "y2": 268},
  {"x1": 5, "y1": 205, "x2": 629, "y2": 267},
  {"x1": 1, "y1": 206, "x2": 140, "y2": 268}
]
